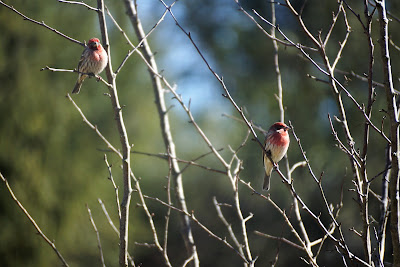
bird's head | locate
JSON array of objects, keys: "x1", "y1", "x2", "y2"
[
  {"x1": 88, "y1": 38, "x2": 101, "y2": 50},
  {"x1": 269, "y1": 122, "x2": 290, "y2": 134}
]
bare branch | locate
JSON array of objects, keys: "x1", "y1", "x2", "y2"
[
  {"x1": 41, "y1": 66, "x2": 112, "y2": 88},
  {"x1": 86, "y1": 204, "x2": 106, "y2": 267},
  {"x1": 213, "y1": 197, "x2": 245, "y2": 255},
  {"x1": 98, "y1": 199, "x2": 136, "y2": 267},
  {"x1": 0, "y1": 173, "x2": 69, "y2": 267},
  {"x1": 143, "y1": 194, "x2": 251, "y2": 264},
  {"x1": 96, "y1": 0, "x2": 133, "y2": 265},
  {"x1": 104, "y1": 155, "x2": 121, "y2": 219},
  {"x1": 121, "y1": 1, "x2": 199, "y2": 264},
  {"x1": 252, "y1": 9, "x2": 391, "y2": 144},
  {"x1": 58, "y1": 0, "x2": 99, "y2": 11},
  {"x1": 232, "y1": 0, "x2": 318, "y2": 51},
  {"x1": 254, "y1": 231, "x2": 306, "y2": 251},
  {"x1": 66, "y1": 94, "x2": 122, "y2": 158},
  {"x1": 375, "y1": 1, "x2": 400, "y2": 265},
  {"x1": 0, "y1": 0, "x2": 83, "y2": 46}
]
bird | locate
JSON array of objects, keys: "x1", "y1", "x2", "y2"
[
  {"x1": 72, "y1": 38, "x2": 108, "y2": 94},
  {"x1": 263, "y1": 122, "x2": 290, "y2": 190}
]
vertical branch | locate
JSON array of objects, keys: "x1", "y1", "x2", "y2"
[
  {"x1": 96, "y1": 0, "x2": 133, "y2": 266},
  {"x1": 375, "y1": 1, "x2": 400, "y2": 266},
  {"x1": 360, "y1": 1, "x2": 376, "y2": 264},
  {"x1": 378, "y1": 144, "x2": 391, "y2": 264},
  {"x1": 104, "y1": 155, "x2": 121, "y2": 220},
  {"x1": 231, "y1": 168, "x2": 254, "y2": 266},
  {"x1": 360, "y1": 0, "x2": 374, "y2": 207},
  {"x1": 98, "y1": 199, "x2": 136, "y2": 267},
  {"x1": 121, "y1": 1, "x2": 199, "y2": 266},
  {"x1": 163, "y1": 152, "x2": 173, "y2": 263},
  {"x1": 312, "y1": 2, "x2": 373, "y2": 263},
  {"x1": 271, "y1": 2, "x2": 284, "y2": 123},
  {"x1": 348, "y1": 0, "x2": 376, "y2": 262},
  {"x1": 271, "y1": 0, "x2": 311, "y2": 254}
]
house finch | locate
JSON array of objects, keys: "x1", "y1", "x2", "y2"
[
  {"x1": 263, "y1": 122, "x2": 290, "y2": 190},
  {"x1": 72, "y1": 38, "x2": 108, "y2": 94}
]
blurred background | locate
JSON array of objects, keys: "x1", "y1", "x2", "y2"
[{"x1": 1, "y1": 0, "x2": 400, "y2": 266}]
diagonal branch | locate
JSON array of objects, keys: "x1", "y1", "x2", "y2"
[
  {"x1": 0, "y1": 0, "x2": 83, "y2": 46},
  {"x1": 86, "y1": 204, "x2": 106, "y2": 267},
  {"x1": 0, "y1": 173, "x2": 69, "y2": 267}
]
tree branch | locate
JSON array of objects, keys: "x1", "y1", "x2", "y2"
[
  {"x1": 121, "y1": 1, "x2": 199, "y2": 265},
  {"x1": 0, "y1": 173, "x2": 69, "y2": 267},
  {"x1": 96, "y1": 0, "x2": 133, "y2": 266}
]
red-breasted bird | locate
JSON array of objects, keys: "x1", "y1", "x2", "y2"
[
  {"x1": 72, "y1": 38, "x2": 108, "y2": 94},
  {"x1": 263, "y1": 122, "x2": 290, "y2": 190}
]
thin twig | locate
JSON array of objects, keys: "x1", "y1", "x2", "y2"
[
  {"x1": 107, "y1": 4, "x2": 171, "y2": 75},
  {"x1": 0, "y1": 1, "x2": 83, "y2": 46},
  {"x1": 58, "y1": 0, "x2": 99, "y2": 11},
  {"x1": 252, "y1": 9, "x2": 391, "y2": 144},
  {"x1": 0, "y1": 173, "x2": 69, "y2": 267},
  {"x1": 98, "y1": 199, "x2": 136, "y2": 266},
  {"x1": 66, "y1": 94, "x2": 122, "y2": 158},
  {"x1": 231, "y1": 0, "x2": 318, "y2": 51},
  {"x1": 86, "y1": 204, "x2": 106, "y2": 267},
  {"x1": 41, "y1": 66, "x2": 112, "y2": 88},
  {"x1": 213, "y1": 197, "x2": 245, "y2": 257},
  {"x1": 143, "y1": 194, "x2": 250, "y2": 264},
  {"x1": 104, "y1": 154, "x2": 121, "y2": 219},
  {"x1": 130, "y1": 150, "x2": 226, "y2": 174},
  {"x1": 163, "y1": 150, "x2": 173, "y2": 264},
  {"x1": 254, "y1": 231, "x2": 306, "y2": 251}
]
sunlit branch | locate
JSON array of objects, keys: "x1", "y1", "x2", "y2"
[
  {"x1": 58, "y1": 0, "x2": 99, "y2": 11},
  {"x1": 96, "y1": 0, "x2": 133, "y2": 265},
  {"x1": 41, "y1": 66, "x2": 112, "y2": 88},
  {"x1": 122, "y1": 1, "x2": 200, "y2": 264},
  {"x1": 98, "y1": 199, "x2": 136, "y2": 266}
]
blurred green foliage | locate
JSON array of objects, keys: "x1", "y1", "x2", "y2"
[{"x1": 1, "y1": 0, "x2": 400, "y2": 266}]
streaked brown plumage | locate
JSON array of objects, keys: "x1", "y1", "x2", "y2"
[{"x1": 72, "y1": 38, "x2": 108, "y2": 94}]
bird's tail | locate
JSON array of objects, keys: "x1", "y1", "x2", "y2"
[
  {"x1": 72, "y1": 75, "x2": 86, "y2": 94},
  {"x1": 263, "y1": 173, "x2": 271, "y2": 191},
  {"x1": 72, "y1": 82, "x2": 82, "y2": 94}
]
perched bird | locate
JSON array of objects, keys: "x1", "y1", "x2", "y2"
[
  {"x1": 72, "y1": 38, "x2": 108, "y2": 94},
  {"x1": 263, "y1": 122, "x2": 290, "y2": 190}
]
